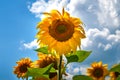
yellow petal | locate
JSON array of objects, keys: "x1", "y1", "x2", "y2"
[
  {"x1": 69, "y1": 38, "x2": 77, "y2": 52},
  {"x1": 71, "y1": 17, "x2": 83, "y2": 26},
  {"x1": 91, "y1": 62, "x2": 97, "y2": 68},
  {"x1": 98, "y1": 61, "x2": 102, "y2": 67},
  {"x1": 74, "y1": 30, "x2": 86, "y2": 39},
  {"x1": 50, "y1": 10, "x2": 61, "y2": 19},
  {"x1": 63, "y1": 12, "x2": 70, "y2": 19}
]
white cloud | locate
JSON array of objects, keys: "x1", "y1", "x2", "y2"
[
  {"x1": 104, "y1": 44, "x2": 112, "y2": 51},
  {"x1": 67, "y1": 65, "x2": 80, "y2": 74},
  {"x1": 23, "y1": 39, "x2": 38, "y2": 49},
  {"x1": 28, "y1": 0, "x2": 120, "y2": 28},
  {"x1": 64, "y1": 64, "x2": 89, "y2": 80},
  {"x1": 29, "y1": 0, "x2": 70, "y2": 18},
  {"x1": 73, "y1": 67, "x2": 80, "y2": 74},
  {"x1": 107, "y1": 30, "x2": 120, "y2": 44},
  {"x1": 63, "y1": 73, "x2": 73, "y2": 80},
  {"x1": 80, "y1": 66, "x2": 88, "y2": 75},
  {"x1": 98, "y1": 43, "x2": 112, "y2": 51},
  {"x1": 93, "y1": 28, "x2": 110, "y2": 38},
  {"x1": 66, "y1": 0, "x2": 86, "y2": 16},
  {"x1": 97, "y1": 0, "x2": 120, "y2": 28},
  {"x1": 82, "y1": 28, "x2": 120, "y2": 51}
]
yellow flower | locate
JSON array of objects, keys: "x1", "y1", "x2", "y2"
[
  {"x1": 32, "y1": 53, "x2": 59, "y2": 80},
  {"x1": 109, "y1": 64, "x2": 120, "y2": 80},
  {"x1": 36, "y1": 8, "x2": 86, "y2": 55},
  {"x1": 13, "y1": 58, "x2": 32, "y2": 78},
  {"x1": 87, "y1": 61, "x2": 108, "y2": 80},
  {"x1": 32, "y1": 53, "x2": 58, "y2": 69},
  {"x1": 109, "y1": 72, "x2": 120, "y2": 80}
]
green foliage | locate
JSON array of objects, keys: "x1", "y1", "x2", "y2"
[
  {"x1": 66, "y1": 50, "x2": 92, "y2": 64},
  {"x1": 110, "y1": 64, "x2": 120, "y2": 72},
  {"x1": 35, "y1": 47, "x2": 48, "y2": 54},
  {"x1": 26, "y1": 63, "x2": 56, "y2": 79},
  {"x1": 73, "y1": 75, "x2": 93, "y2": 80},
  {"x1": 66, "y1": 55, "x2": 78, "y2": 63},
  {"x1": 117, "y1": 76, "x2": 120, "y2": 80}
]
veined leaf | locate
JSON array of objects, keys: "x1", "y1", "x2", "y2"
[
  {"x1": 75, "y1": 50, "x2": 92, "y2": 62},
  {"x1": 35, "y1": 47, "x2": 48, "y2": 54},
  {"x1": 26, "y1": 63, "x2": 54, "y2": 78},
  {"x1": 110, "y1": 64, "x2": 120, "y2": 72},
  {"x1": 49, "y1": 67, "x2": 56, "y2": 73},
  {"x1": 117, "y1": 76, "x2": 120, "y2": 80},
  {"x1": 66, "y1": 50, "x2": 92, "y2": 64},
  {"x1": 73, "y1": 75, "x2": 93, "y2": 80},
  {"x1": 66, "y1": 55, "x2": 78, "y2": 63}
]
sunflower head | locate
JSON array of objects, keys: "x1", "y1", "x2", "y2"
[
  {"x1": 87, "y1": 61, "x2": 108, "y2": 80},
  {"x1": 32, "y1": 53, "x2": 59, "y2": 69},
  {"x1": 13, "y1": 58, "x2": 32, "y2": 78},
  {"x1": 32, "y1": 53, "x2": 60, "y2": 79},
  {"x1": 36, "y1": 8, "x2": 86, "y2": 55},
  {"x1": 109, "y1": 64, "x2": 120, "y2": 80},
  {"x1": 110, "y1": 72, "x2": 120, "y2": 80}
]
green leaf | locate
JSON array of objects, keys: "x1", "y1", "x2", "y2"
[
  {"x1": 35, "y1": 47, "x2": 48, "y2": 54},
  {"x1": 66, "y1": 55, "x2": 78, "y2": 63},
  {"x1": 76, "y1": 50, "x2": 92, "y2": 62},
  {"x1": 49, "y1": 67, "x2": 56, "y2": 73},
  {"x1": 110, "y1": 64, "x2": 120, "y2": 72},
  {"x1": 66, "y1": 50, "x2": 92, "y2": 64},
  {"x1": 117, "y1": 76, "x2": 120, "y2": 80},
  {"x1": 26, "y1": 63, "x2": 54, "y2": 78},
  {"x1": 73, "y1": 75, "x2": 93, "y2": 80}
]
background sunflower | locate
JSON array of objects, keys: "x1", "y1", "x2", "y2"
[
  {"x1": 87, "y1": 61, "x2": 108, "y2": 80},
  {"x1": 31, "y1": 53, "x2": 60, "y2": 80},
  {"x1": 13, "y1": 58, "x2": 32, "y2": 78}
]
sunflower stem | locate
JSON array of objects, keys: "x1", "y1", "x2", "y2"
[
  {"x1": 58, "y1": 55, "x2": 62, "y2": 80},
  {"x1": 26, "y1": 76, "x2": 28, "y2": 80}
]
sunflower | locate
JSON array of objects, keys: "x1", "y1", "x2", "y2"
[
  {"x1": 87, "y1": 61, "x2": 108, "y2": 80},
  {"x1": 32, "y1": 53, "x2": 59, "y2": 69},
  {"x1": 32, "y1": 53, "x2": 60, "y2": 80},
  {"x1": 13, "y1": 58, "x2": 32, "y2": 78},
  {"x1": 109, "y1": 72, "x2": 120, "y2": 80},
  {"x1": 36, "y1": 8, "x2": 86, "y2": 55},
  {"x1": 109, "y1": 64, "x2": 120, "y2": 80}
]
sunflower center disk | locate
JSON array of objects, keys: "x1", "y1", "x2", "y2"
[
  {"x1": 93, "y1": 68, "x2": 103, "y2": 78},
  {"x1": 19, "y1": 64, "x2": 29, "y2": 73},
  {"x1": 49, "y1": 20, "x2": 74, "y2": 42},
  {"x1": 56, "y1": 25, "x2": 67, "y2": 33}
]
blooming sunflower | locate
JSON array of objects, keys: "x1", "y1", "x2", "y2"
[
  {"x1": 109, "y1": 64, "x2": 120, "y2": 80},
  {"x1": 87, "y1": 61, "x2": 108, "y2": 80},
  {"x1": 110, "y1": 72, "x2": 120, "y2": 80},
  {"x1": 32, "y1": 53, "x2": 60, "y2": 80},
  {"x1": 36, "y1": 8, "x2": 86, "y2": 55},
  {"x1": 13, "y1": 58, "x2": 32, "y2": 78}
]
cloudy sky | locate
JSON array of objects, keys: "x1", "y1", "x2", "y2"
[{"x1": 0, "y1": 0, "x2": 120, "y2": 80}]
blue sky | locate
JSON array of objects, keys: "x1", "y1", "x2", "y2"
[
  {"x1": 0, "y1": 0, "x2": 120, "y2": 80},
  {"x1": 0, "y1": 0, "x2": 39, "y2": 80}
]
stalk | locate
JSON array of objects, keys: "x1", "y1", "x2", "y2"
[{"x1": 58, "y1": 55, "x2": 62, "y2": 80}]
